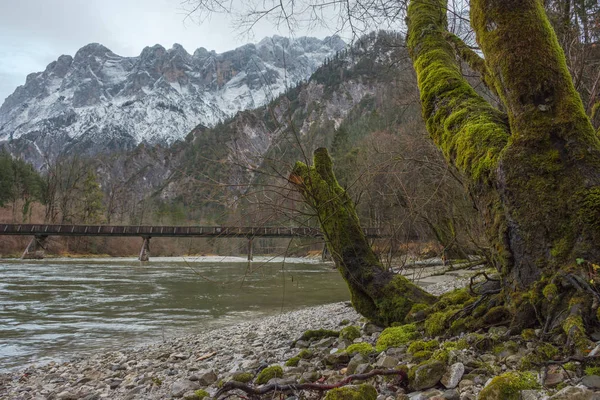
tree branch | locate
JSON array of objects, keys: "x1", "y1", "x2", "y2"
[
  {"x1": 215, "y1": 368, "x2": 407, "y2": 398},
  {"x1": 407, "y1": 0, "x2": 510, "y2": 184}
]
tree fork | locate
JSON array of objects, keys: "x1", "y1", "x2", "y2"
[
  {"x1": 407, "y1": 0, "x2": 600, "y2": 346},
  {"x1": 290, "y1": 148, "x2": 436, "y2": 326}
]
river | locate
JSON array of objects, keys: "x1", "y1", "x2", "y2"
[{"x1": 0, "y1": 256, "x2": 350, "y2": 371}]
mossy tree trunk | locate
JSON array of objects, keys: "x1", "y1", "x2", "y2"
[
  {"x1": 290, "y1": 148, "x2": 436, "y2": 326},
  {"x1": 407, "y1": 0, "x2": 600, "y2": 348}
]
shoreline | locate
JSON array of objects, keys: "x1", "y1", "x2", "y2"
[
  {"x1": 1, "y1": 302, "x2": 362, "y2": 400},
  {"x1": 4, "y1": 273, "x2": 597, "y2": 399},
  {"x1": 0, "y1": 277, "x2": 468, "y2": 400}
]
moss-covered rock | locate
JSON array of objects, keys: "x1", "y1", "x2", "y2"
[
  {"x1": 339, "y1": 326, "x2": 361, "y2": 341},
  {"x1": 443, "y1": 339, "x2": 469, "y2": 351},
  {"x1": 411, "y1": 350, "x2": 434, "y2": 363},
  {"x1": 231, "y1": 372, "x2": 253, "y2": 383},
  {"x1": 255, "y1": 365, "x2": 283, "y2": 385},
  {"x1": 478, "y1": 371, "x2": 540, "y2": 400},
  {"x1": 431, "y1": 348, "x2": 450, "y2": 364},
  {"x1": 585, "y1": 366, "x2": 600, "y2": 376},
  {"x1": 323, "y1": 384, "x2": 377, "y2": 400},
  {"x1": 345, "y1": 342, "x2": 375, "y2": 356},
  {"x1": 424, "y1": 310, "x2": 455, "y2": 337},
  {"x1": 519, "y1": 342, "x2": 559, "y2": 370},
  {"x1": 375, "y1": 324, "x2": 419, "y2": 351},
  {"x1": 406, "y1": 302, "x2": 430, "y2": 322},
  {"x1": 193, "y1": 389, "x2": 209, "y2": 399},
  {"x1": 408, "y1": 339, "x2": 440, "y2": 354},
  {"x1": 521, "y1": 329, "x2": 537, "y2": 340},
  {"x1": 285, "y1": 357, "x2": 300, "y2": 367},
  {"x1": 492, "y1": 340, "x2": 519, "y2": 358},
  {"x1": 482, "y1": 306, "x2": 511, "y2": 325},
  {"x1": 411, "y1": 360, "x2": 447, "y2": 390},
  {"x1": 298, "y1": 349, "x2": 313, "y2": 359}
]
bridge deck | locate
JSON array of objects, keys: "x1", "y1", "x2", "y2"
[{"x1": 0, "y1": 224, "x2": 385, "y2": 238}]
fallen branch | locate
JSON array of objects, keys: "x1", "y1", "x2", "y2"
[{"x1": 214, "y1": 368, "x2": 407, "y2": 399}]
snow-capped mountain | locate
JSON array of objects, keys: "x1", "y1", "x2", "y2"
[{"x1": 0, "y1": 35, "x2": 345, "y2": 168}]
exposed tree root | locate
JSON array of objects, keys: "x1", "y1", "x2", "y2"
[{"x1": 214, "y1": 369, "x2": 407, "y2": 399}]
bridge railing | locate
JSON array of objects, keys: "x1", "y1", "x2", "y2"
[{"x1": 0, "y1": 224, "x2": 385, "y2": 238}]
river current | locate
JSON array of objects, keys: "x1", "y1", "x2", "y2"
[{"x1": 0, "y1": 256, "x2": 350, "y2": 371}]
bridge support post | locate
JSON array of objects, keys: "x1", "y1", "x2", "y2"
[
  {"x1": 322, "y1": 243, "x2": 330, "y2": 262},
  {"x1": 22, "y1": 235, "x2": 48, "y2": 259},
  {"x1": 247, "y1": 238, "x2": 253, "y2": 262},
  {"x1": 139, "y1": 236, "x2": 151, "y2": 262}
]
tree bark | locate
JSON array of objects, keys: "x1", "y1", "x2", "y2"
[
  {"x1": 407, "y1": 0, "x2": 600, "y2": 347},
  {"x1": 290, "y1": 148, "x2": 436, "y2": 326}
]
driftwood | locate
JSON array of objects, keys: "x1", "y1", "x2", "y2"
[{"x1": 214, "y1": 368, "x2": 407, "y2": 399}]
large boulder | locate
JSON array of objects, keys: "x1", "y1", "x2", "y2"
[{"x1": 412, "y1": 361, "x2": 447, "y2": 391}]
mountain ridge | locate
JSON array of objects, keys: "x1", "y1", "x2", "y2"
[{"x1": 0, "y1": 35, "x2": 345, "y2": 168}]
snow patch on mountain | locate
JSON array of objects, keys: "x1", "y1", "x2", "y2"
[{"x1": 0, "y1": 36, "x2": 345, "y2": 167}]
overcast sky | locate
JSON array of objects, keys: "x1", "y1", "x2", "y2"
[{"x1": 0, "y1": 0, "x2": 338, "y2": 103}]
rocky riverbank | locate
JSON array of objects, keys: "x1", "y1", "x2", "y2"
[{"x1": 2, "y1": 276, "x2": 600, "y2": 400}]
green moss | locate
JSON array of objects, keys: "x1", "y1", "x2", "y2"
[
  {"x1": 410, "y1": 360, "x2": 447, "y2": 391},
  {"x1": 563, "y1": 362, "x2": 578, "y2": 371},
  {"x1": 473, "y1": 304, "x2": 489, "y2": 317},
  {"x1": 482, "y1": 306, "x2": 511, "y2": 325},
  {"x1": 231, "y1": 372, "x2": 253, "y2": 383},
  {"x1": 406, "y1": 303, "x2": 430, "y2": 321},
  {"x1": 585, "y1": 366, "x2": 600, "y2": 376},
  {"x1": 438, "y1": 288, "x2": 472, "y2": 307},
  {"x1": 562, "y1": 310, "x2": 591, "y2": 353},
  {"x1": 442, "y1": 339, "x2": 469, "y2": 350},
  {"x1": 412, "y1": 350, "x2": 434, "y2": 363},
  {"x1": 409, "y1": 303, "x2": 430, "y2": 313},
  {"x1": 298, "y1": 349, "x2": 313, "y2": 359},
  {"x1": 424, "y1": 310, "x2": 455, "y2": 337},
  {"x1": 431, "y1": 349, "x2": 450, "y2": 364},
  {"x1": 493, "y1": 340, "x2": 519, "y2": 356},
  {"x1": 300, "y1": 329, "x2": 339, "y2": 341},
  {"x1": 519, "y1": 343, "x2": 559, "y2": 370},
  {"x1": 194, "y1": 389, "x2": 209, "y2": 399},
  {"x1": 421, "y1": 288, "x2": 477, "y2": 337},
  {"x1": 478, "y1": 372, "x2": 540, "y2": 400},
  {"x1": 406, "y1": 302, "x2": 431, "y2": 321},
  {"x1": 579, "y1": 188, "x2": 600, "y2": 231},
  {"x1": 255, "y1": 365, "x2": 283, "y2": 385},
  {"x1": 407, "y1": 0, "x2": 510, "y2": 184},
  {"x1": 376, "y1": 274, "x2": 437, "y2": 326},
  {"x1": 542, "y1": 283, "x2": 558, "y2": 301},
  {"x1": 340, "y1": 319, "x2": 350, "y2": 326},
  {"x1": 407, "y1": 339, "x2": 439, "y2": 354},
  {"x1": 339, "y1": 326, "x2": 361, "y2": 341},
  {"x1": 285, "y1": 357, "x2": 300, "y2": 367},
  {"x1": 521, "y1": 329, "x2": 536, "y2": 340},
  {"x1": 375, "y1": 324, "x2": 419, "y2": 351},
  {"x1": 345, "y1": 343, "x2": 375, "y2": 356},
  {"x1": 323, "y1": 384, "x2": 377, "y2": 400},
  {"x1": 449, "y1": 316, "x2": 477, "y2": 334}
]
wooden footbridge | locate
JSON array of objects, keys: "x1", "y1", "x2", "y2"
[{"x1": 0, "y1": 224, "x2": 386, "y2": 261}]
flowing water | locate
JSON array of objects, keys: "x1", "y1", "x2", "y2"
[{"x1": 0, "y1": 256, "x2": 350, "y2": 372}]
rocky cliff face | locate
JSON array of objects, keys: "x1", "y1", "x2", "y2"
[
  {"x1": 0, "y1": 36, "x2": 345, "y2": 168},
  {"x1": 171, "y1": 32, "x2": 416, "y2": 216}
]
